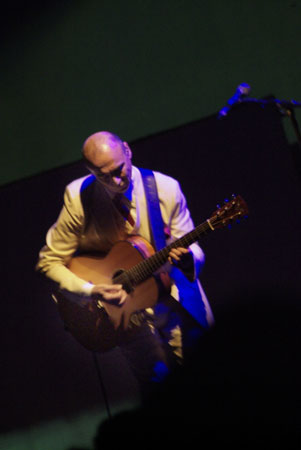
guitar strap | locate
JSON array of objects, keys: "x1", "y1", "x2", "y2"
[
  {"x1": 139, "y1": 168, "x2": 207, "y2": 332},
  {"x1": 138, "y1": 168, "x2": 166, "y2": 251}
]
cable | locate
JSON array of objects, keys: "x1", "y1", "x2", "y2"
[{"x1": 92, "y1": 352, "x2": 112, "y2": 420}]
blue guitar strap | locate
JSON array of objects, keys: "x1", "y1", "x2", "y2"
[
  {"x1": 138, "y1": 168, "x2": 166, "y2": 251},
  {"x1": 139, "y1": 168, "x2": 207, "y2": 330}
]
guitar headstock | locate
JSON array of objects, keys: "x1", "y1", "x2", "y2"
[{"x1": 208, "y1": 195, "x2": 249, "y2": 230}]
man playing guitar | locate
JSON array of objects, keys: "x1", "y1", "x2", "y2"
[{"x1": 36, "y1": 131, "x2": 214, "y2": 399}]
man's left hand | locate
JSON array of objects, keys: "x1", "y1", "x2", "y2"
[{"x1": 168, "y1": 247, "x2": 193, "y2": 270}]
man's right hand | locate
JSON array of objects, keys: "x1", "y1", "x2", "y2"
[{"x1": 91, "y1": 284, "x2": 127, "y2": 305}]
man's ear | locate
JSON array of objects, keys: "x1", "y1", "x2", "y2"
[{"x1": 123, "y1": 142, "x2": 132, "y2": 159}]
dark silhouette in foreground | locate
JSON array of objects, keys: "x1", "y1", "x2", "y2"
[{"x1": 93, "y1": 286, "x2": 301, "y2": 448}]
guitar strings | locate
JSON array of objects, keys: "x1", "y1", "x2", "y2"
[{"x1": 126, "y1": 221, "x2": 211, "y2": 286}]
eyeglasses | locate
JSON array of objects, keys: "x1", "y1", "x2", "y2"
[{"x1": 89, "y1": 163, "x2": 125, "y2": 181}]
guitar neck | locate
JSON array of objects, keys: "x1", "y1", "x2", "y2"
[
  {"x1": 113, "y1": 195, "x2": 248, "y2": 288},
  {"x1": 126, "y1": 218, "x2": 213, "y2": 285}
]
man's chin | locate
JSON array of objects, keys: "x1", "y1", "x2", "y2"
[
  {"x1": 117, "y1": 179, "x2": 130, "y2": 193},
  {"x1": 102, "y1": 181, "x2": 129, "y2": 195}
]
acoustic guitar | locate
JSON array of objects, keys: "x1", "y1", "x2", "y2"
[{"x1": 54, "y1": 195, "x2": 248, "y2": 352}]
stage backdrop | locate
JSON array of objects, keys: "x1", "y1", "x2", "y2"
[
  {"x1": 1, "y1": 0, "x2": 301, "y2": 186},
  {"x1": 1, "y1": 102, "x2": 300, "y2": 433}
]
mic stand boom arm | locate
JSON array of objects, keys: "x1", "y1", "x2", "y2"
[{"x1": 241, "y1": 97, "x2": 301, "y2": 146}]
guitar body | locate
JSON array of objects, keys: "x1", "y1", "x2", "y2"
[{"x1": 55, "y1": 236, "x2": 162, "y2": 353}]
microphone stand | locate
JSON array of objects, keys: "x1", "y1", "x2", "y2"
[
  {"x1": 241, "y1": 97, "x2": 301, "y2": 147},
  {"x1": 241, "y1": 97, "x2": 301, "y2": 182},
  {"x1": 284, "y1": 108, "x2": 301, "y2": 146}
]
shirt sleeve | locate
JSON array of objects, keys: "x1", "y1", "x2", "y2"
[
  {"x1": 36, "y1": 186, "x2": 94, "y2": 296},
  {"x1": 168, "y1": 179, "x2": 205, "y2": 280}
]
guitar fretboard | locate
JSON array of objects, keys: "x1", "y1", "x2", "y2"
[
  {"x1": 123, "y1": 219, "x2": 212, "y2": 285},
  {"x1": 113, "y1": 195, "x2": 247, "y2": 288}
]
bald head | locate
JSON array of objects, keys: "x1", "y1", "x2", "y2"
[
  {"x1": 82, "y1": 131, "x2": 125, "y2": 162},
  {"x1": 82, "y1": 131, "x2": 133, "y2": 194}
]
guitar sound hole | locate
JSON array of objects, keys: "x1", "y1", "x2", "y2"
[{"x1": 112, "y1": 269, "x2": 134, "y2": 294}]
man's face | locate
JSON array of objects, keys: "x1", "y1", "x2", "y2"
[{"x1": 86, "y1": 142, "x2": 132, "y2": 195}]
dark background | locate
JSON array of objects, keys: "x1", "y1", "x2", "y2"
[{"x1": 1, "y1": 101, "x2": 300, "y2": 435}]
